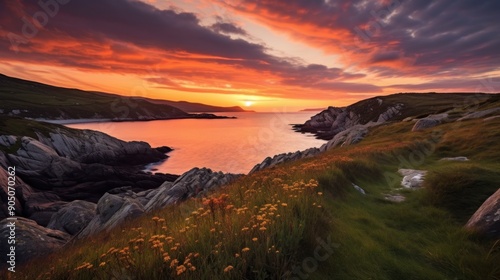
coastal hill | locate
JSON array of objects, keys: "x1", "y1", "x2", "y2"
[
  {"x1": 144, "y1": 99, "x2": 254, "y2": 113},
  {"x1": 0, "y1": 74, "x2": 241, "y2": 121},
  {"x1": 295, "y1": 93, "x2": 500, "y2": 139}
]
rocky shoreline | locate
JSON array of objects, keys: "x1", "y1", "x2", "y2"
[{"x1": 0, "y1": 118, "x2": 241, "y2": 265}]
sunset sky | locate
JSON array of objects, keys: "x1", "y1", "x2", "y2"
[{"x1": 0, "y1": 0, "x2": 499, "y2": 111}]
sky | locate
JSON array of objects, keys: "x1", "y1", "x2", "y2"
[{"x1": 0, "y1": 0, "x2": 499, "y2": 111}]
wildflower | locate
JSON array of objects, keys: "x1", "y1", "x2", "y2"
[
  {"x1": 259, "y1": 227, "x2": 267, "y2": 231},
  {"x1": 281, "y1": 203, "x2": 288, "y2": 207},
  {"x1": 176, "y1": 265, "x2": 187, "y2": 275},
  {"x1": 242, "y1": 247, "x2": 250, "y2": 252},
  {"x1": 252, "y1": 237, "x2": 258, "y2": 242},
  {"x1": 170, "y1": 259, "x2": 179, "y2": 268},
  {"x1": 224, "y1": 265, "x2": 234, "y2": 273},
  {"x1": 99, "y1": 262, "x2": 106, "y2": 267},
  {"x1": 235, "y1": 253, "x2": 240, "y2": 258},
  {"x1": 317, "y1": 192, "x2": 323, "y2": 196}
]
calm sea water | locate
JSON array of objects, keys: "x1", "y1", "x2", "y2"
[{"x1": 67, "y1": 111, "x2": 325, "y2": 175}]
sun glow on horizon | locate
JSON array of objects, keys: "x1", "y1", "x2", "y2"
[{"x1": 244, "y1": 100, "x2": 254, "y2": 107}]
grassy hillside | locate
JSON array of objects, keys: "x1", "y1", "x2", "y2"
[
  {"x1": 0, "y1": 74, "x2": 188, "y2": 119},
  {"x1": 12, "y1": 111, "x2": 500, "y2": 279}
]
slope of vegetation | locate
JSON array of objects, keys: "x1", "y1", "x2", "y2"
[
  {"x1": 11, "y1": 117, "x2": 500, "y2": 279},
  {"x1": 0, "y1": 74, "x2": 188, "y2": 119}
]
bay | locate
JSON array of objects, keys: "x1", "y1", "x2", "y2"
[{"x1": 67, "y1": 111, "x2": 325, "y2": 174}]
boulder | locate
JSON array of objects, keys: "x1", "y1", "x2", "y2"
[
  {"x1": 352, "y1": 183, "x2": 366, "y2": 195},
  {"x1": 47, "y1": 200, "x2": 97, "y2": 235},
  {"x1": 398, "y1": 169, "x2": 427, "y2": 189},
  {"x1": 439, "y1": 156, "x2": 469, "y2": 162},
  {"x1": 465, "y1": 188, "x2": 500, "y2": 238},
  {"x1": 145, "y1": 168, "x2": 240, "y2": 211},
  {"x1": 384, "y1": 194, "x2": 406, "y2": 203},
  {"x1": 77, "y1": 193, "x2": 144, "y2": 238},
  {"x1": 0, "y1": 217, "x2": 70, "y2": 264},
  {"x1": 412, "y1": 118, "x2": 441, "y2": 131}
]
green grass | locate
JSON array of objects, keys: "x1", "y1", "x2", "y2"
[{"x1": 8, "y1": 113, "x2": 500, "y2": 280}]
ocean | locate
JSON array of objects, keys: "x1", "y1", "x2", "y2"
[{"x1": 67, "y1": 111, "x2": 326, "y2": 175}]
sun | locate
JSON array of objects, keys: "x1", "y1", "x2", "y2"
[{"x1": 244, "y1": 100, "x2": 254, "y2": 107}]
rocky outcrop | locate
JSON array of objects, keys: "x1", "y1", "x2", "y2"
[
  {"x1": 412, "y1": 118, "x2": 441, "y2": 131},
  {"x1": 457, "y1": 107, "x2": 500, "y2": 121},
  {"x1": 250, "y1": 148, "x2": 321, "y2": 173},
  {"x1": 23, "y1": 192, "x2": 68, "y2": 226},
  {"x1": 320, "y1": 122, "x2": 379, "y2": 150},
  {"x1": 411, "y1": 113, "x2": 449, "y2": 131},
  {"x1": 0, "y1": 167, "x2": 33, "y2": 220},
  {"x1": 77, "y1": 193, "x2": 145, "y2": 238},
  {"x1": 77, "y1": 167, "x2": 240, "y2": 238},
  {"x1": 47, "y1": 200, "x2": 96, "y2": 235},
  {"x1": 0, "y1": 126, "x2": 177, "y2": 211},
  {"x1": 0, "y1": 217, "x2": 70, "y2": 265},
  {"x1": 465, "y1": 188, "x2": 500, "y2": 238},
  {"x1": 144, "y1": 168, "x2": 241, "y2": 211},
  {"x1": 294, "y1": 97, "x2": 404, "y2": 140},
  {"x1": 398, "y1": 169, "x2": 427, "y2": 189}
]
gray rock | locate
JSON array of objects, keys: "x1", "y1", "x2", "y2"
[
  {"x1": 352, "y1": 184, "x2": 366, "y2": 195},
  {"x1": 412, "y1": 118, "x2": 441, "y2": 131},
  {"x1": 47, "y1": 200, "x2": 97, "y2": 235},
  {"x1": 322, "y1": 123, "x2": 377, "y2": 150},
  {"x1": 384, "y1": 194, "x2": 406, "y2": 203},
  {"x1": 145, "y1": 168, "x2": 240, "y2": 211},
  {"x1": 439, "y1": 156, "x2": 469, "y2": 162},
  {"x1": 0, "y1": 135, "x2": 18, "y2": 148},
  {"x1": 398, "y1": 169, "x2": 427, "y2": 189},
  {"x1": 250, "y1": 148, "x2": 322, "y2": 173},
  {"x1": 0, "y1": 167, "x2": 33, "y2": 219},
  {"x1": 0, "y1": 217, "x2": 70, "y2": 264},
  {"x1": 77, "y1": 193, "x2": 145, "y2": 238},
  {"x1": 465, "y1": 188, "x2": 500, "y2": 238},
  {"x1": 458, "y1": 107, "x2": 500, "y2": 121},
  {"x1": 6, "y1": 136, "x2": 82, "y2": 179},
  {"x1": 24, "y1": 192, "x2": 67, "y2": 217}
]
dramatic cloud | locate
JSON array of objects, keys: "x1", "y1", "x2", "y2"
[
  {"x1": 0, "y1": 0, "x2": 377, "y2": 99},
  {"x1": 224, "y1": 0, "x2": 500, "y2": 79}
]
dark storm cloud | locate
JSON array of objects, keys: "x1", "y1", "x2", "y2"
[
  {"x1": 370, "y1": 51, "x2": 401, "y2": 63},
  {"x1": 211, "y1": 18, "x2": 248, "y2": 36}
]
